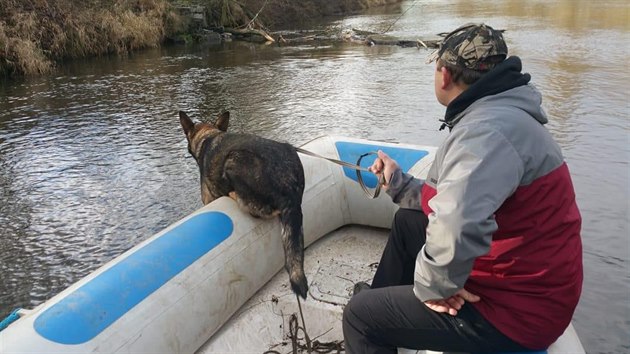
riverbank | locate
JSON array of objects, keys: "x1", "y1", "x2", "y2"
[
  {"x1": 0, "y1": 0, "x2": 179, "y2": 78},
  {"x1": 0, "y1": 0, "x2": 402, "y2": 78}
]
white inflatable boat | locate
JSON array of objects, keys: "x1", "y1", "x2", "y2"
[{"x1": 0, "y1": 136, "x2": 584, "y2": 354}]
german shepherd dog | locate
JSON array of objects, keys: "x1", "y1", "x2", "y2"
[{"x1": 179, "y1": 110, "x2": 308, "y2": 299}]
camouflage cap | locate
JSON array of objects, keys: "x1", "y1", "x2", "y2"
[{"x1": 426, "y1": 23, "x2": 508, "y2": 71}]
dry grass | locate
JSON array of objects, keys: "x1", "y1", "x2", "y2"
[
  {"x1": 0, "y1": 11, "x2": 52, "y2": 76},
  {"x1": 0, "y1": 0, "x2": 183, "y2": 77},
  {"x1": 0, "y1": 0, "x2": 401, "y2": 77},
  {"x1": 238, "y1": 0, "x2": 403, "y2": 29},
  {"x1": 199, "y1": 0, "x2": 402, "y2": 30}
]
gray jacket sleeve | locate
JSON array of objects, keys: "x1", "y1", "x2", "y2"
[
  {"x1": 413, "y1": 123, "x2": 525, "y2": 301},
  {"x1": 385, "y1": 169, "x2": 424, "y2": 210}
]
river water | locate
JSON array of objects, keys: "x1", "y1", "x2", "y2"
[{"x1": 0, "y1": 0, "x2": 627, "y2": 352}]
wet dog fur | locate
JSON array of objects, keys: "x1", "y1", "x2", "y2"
[{"x1": 179, "y1": 110, "x2": 308, "y2": 298}]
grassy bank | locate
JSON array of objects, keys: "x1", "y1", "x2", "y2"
[
  {"x1": 0, "y1": 0, "x2": 401, "y2": 78},
  {"x1": 201, "y1": 0, "x2": 403, "y2": 29},
  {"x1": 0, "y1": 0, "x2": 182, "y2": 77}
]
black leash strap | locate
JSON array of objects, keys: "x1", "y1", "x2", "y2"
[{"x1": 295, "y1": 147, "x2": 383, "y2": 199}]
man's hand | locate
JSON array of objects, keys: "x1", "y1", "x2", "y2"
[
  {"x1": 369, "y1": 150, "x2": 399, "y2": 189},
  {"x1": 424, "y1": 289, "x2": 480, "y2": 316}
]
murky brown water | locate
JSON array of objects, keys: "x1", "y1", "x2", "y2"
[{"x1": 0, "y1": 0, "x2": 628, "y2": 352}]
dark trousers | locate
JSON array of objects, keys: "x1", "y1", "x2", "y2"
[{"x1": 342, "y1": 209, "x2": 530, "y2": 354}]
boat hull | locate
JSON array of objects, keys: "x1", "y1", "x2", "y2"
[
  {"x1": 0, "y1": 136, "x2": 583, "y2": 354},
  {"x1": 0, "y1": 136, "x2": 435, "y2": 353}
]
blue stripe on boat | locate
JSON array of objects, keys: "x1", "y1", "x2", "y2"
[
  {"x1": 34, "y1": 211, "x2": 233, "y2": 344},
  {"x1": 335, "y1": 141, "x2": 429, "y2": 187}
]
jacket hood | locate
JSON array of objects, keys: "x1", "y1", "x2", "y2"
[{"x1": 441, "y1": 56, "x2": 547, "y2": 130}]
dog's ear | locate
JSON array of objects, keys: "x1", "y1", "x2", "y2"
[
  {"x1": 215, "y1": 111, "x2": 230, "y2": 132},
  {"x1": 179, "y1": 111, "x2": 195, "y2": 136}
]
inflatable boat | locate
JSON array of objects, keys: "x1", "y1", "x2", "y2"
[{"x1": 0, "y1": 136, "x2": 584, "y2": 353}]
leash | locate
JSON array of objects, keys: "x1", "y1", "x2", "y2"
[{"x1": 295, "y1": 147, "x2": 384, "y2": 199}]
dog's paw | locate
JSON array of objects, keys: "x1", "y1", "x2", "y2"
[{"x1": 290, "y1": 275, "x2": 309, "y2": 299}]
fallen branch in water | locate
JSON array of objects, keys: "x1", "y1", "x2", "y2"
[
  {"x1": 223, "y1": 27, "x2": 275, "y2": 43},
  {"x1": 364, "y1": 33, "x2": 440, "y2": 48},
  {"x1": 208, "y1": 26, "x2": 444, "y2": 49}
]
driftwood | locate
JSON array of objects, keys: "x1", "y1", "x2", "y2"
[
  {"x1": 178, "y1": 2, "x2": 448, "y2": 49},
  {"x1": 223, "y1": 27, "x2": 275, "y2": 43},
  {"x1": 350, "y1": 29, "x2": 440, "y2": 48},
  {"x1": 213, "y1": 27, "x2": 443, "y2": 49},
  {"x1": 276, "y1": 31, "x2": 340, "y2": 45},
  {"x1": 269, "y1": 29, "x2": 441, "y2": 48},
  {"x1": 268, "y1": 29, "x2": 341, "y2": 45},
  {"x1": 365, "y1": 34, "x2": 440, "y2": 48}
]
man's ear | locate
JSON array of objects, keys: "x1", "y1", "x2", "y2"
[
  {"x1": 439, "y1": 66, "x2": 452, "y2": 90},
  {"x1": 215, "y1": 111, "x2": 230, "y2": 132}
]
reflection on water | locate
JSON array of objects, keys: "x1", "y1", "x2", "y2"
[
  {"x1": 0, "y1": 1, "x2": 628, "y2": 353},
  {"x1": 453, "y1": 0, "x2": 630, "y2": 31}
]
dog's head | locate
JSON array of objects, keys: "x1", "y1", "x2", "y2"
[{"x1": 179, "y1": 110, "x2": 230, "y2": 160}]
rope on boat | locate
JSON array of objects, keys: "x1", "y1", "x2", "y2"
[
  {"x1": 263, "y1": 296, "x2": 345, "y2": 354},
  {"x1": 0, "y1": 308, "x2": 21, "y2": 332},
  {"x1": 262, "y1": 314, "x2": 345, "y2": 353}
]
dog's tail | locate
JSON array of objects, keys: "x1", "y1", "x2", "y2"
[{"x1": 279, "y1": 206, "x2": 308, "y2": 299}]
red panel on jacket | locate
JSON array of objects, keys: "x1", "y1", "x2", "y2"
[{"x1": 420, "y1": 163, "x2": 583, "y2": 349}]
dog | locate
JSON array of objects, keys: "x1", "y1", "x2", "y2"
[{"x1": 179, "y1": 110, "x2": 308, "y2": 299}]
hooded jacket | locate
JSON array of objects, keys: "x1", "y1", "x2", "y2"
[{"x1": 386, "y1": 57, "x2": 583, "y2": 349}]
